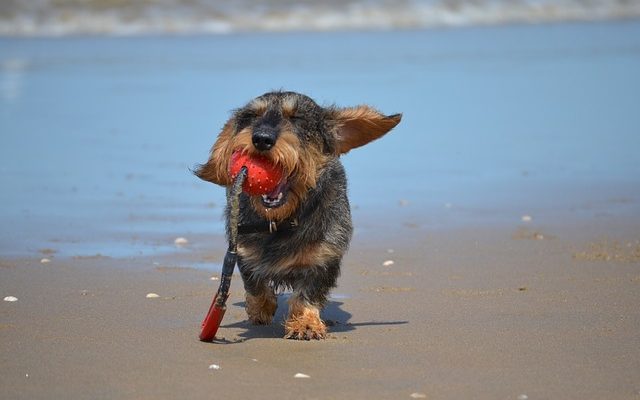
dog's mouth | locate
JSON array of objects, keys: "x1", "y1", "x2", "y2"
[{"x1": 260, "y1": 178, "x2": 290, "y2": 208}]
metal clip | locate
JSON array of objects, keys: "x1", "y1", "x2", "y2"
[{"x1": 269, "y1": 221, "x2": 277, "y2": 233}]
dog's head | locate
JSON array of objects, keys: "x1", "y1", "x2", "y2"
[{"x1": 195, "y1": 91, "x2": 401, "y2": 221}]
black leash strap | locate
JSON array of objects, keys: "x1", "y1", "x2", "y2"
[
  {"x1": 199, "y1": 166, "x2": 248, "y2": 342},
  {"x1": 214, "y1": 166, "x2": 247, "y2": 308}
]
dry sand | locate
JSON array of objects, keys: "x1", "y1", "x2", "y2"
[{"x1": 1, "y1": 219, "x2": 639, "y2": 400}]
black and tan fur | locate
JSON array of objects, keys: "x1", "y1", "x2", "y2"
[{"x1": 195, "y1": 91, "x2": 401, "y2": 340}]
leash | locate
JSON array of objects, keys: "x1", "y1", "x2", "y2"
[
  {"x1": 199, "y1": 166, "x2": 247, "y2": 342},
  {"x1": 200, "y1": 166, "x2": 298, "y2": 342},
  {"x1": 198, "y1": 167, "x2": 300, "y2": 342}
]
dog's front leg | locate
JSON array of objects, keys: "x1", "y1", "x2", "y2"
[
  {"x1": 245, "y1": 287, "x2": 277, "y2": 325},
  {"x1": 284, "y1": 263, "x2": 339, "y2": 340},
  {"x1": 285, "y1": 294, "x2": 327, "y2": 340},
  {"x1": 239, "y1": 263, "x2": 277, "y2": 325}
]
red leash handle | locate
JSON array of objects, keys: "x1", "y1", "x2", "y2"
[
  {"x1": 199, "y1": 247, "x2": 237, "y2": 341},
  {"x1": 199, "y1": 295, "x2": 227, "y2": 341},
  {"x1": 199, "y1": 294, "x2": 226, "y2": 341}
]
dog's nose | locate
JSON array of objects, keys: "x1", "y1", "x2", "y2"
[{"x1": 252, "y1": 127, "x2": 277, "y2": 151}]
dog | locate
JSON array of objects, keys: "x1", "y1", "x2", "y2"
[{"x1": 195, "y1": 91, "x2": 401, "y2": 339}]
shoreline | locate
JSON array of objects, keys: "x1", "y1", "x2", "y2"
[{"x1": 3, "y1": 1, "x2": 640, "y2": 38}]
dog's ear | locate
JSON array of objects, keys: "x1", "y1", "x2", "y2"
[
  {"x1": 331, "y1": 105, "x2": 401, "y2": 154},
  {"x1": 194, "y1": 120, "x2": 234, "y2": 186}
]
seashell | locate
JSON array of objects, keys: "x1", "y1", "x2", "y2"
[{"x1": 174, "y1": 237, "x2": 188, "y2": 246}]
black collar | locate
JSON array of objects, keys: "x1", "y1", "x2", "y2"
[{"x1": 237, "y1": 218, "x2": 299, "y2": 235}]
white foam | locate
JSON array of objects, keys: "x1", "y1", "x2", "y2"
[{"x1": 1, "y1": 0, "x2": 639, "y2": 36}]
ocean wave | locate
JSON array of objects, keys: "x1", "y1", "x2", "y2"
[{"x1": 1, "y1": 0, "x2": 640, "y2": 36}]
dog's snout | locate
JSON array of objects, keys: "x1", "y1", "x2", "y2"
[{"x1": 252, "y1": 127, "x2": 278, "y2": 151}]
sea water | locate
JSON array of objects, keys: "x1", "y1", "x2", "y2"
[{"x1": 1, "y1": 21, "x2": 639, "y2": 256}]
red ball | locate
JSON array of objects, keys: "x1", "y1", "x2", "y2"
[{"x1": 228, "y1": 151, "x2": 284, "y2": 195}]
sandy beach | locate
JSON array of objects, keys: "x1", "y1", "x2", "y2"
[
  {"x1": 2, "y1": 20, "x2": 640, "y2": 399},
  {"x1": 2, "y1": 218, "x2": 639, "y2": 399}
]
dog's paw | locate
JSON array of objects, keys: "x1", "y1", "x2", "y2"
[
  {"x1": 284, "y1": 326, "x2": 326, "y2": 340},
  {"x1": 245, "y1": 291, "x2": 277, "y2": 325},
  {"x1": 284, "y1": 308, "x2": 327, "y2": 340}
]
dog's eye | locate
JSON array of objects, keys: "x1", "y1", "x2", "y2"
[
  {"x1": 236, "y1": 111, "x2": 256, "y2": 129},
  {"x1": 289, "y1": 114, "x2": 304, "y2": 122}
]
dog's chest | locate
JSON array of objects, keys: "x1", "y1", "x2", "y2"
[{"x1": 237, "y1": 232, "x2": 336, "y2": 276}]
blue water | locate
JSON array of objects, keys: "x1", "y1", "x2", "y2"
[{"x1": 1, "y1": 21, "x2": 639, "y2": 257}]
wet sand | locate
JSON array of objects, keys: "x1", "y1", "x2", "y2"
[{"x1": 2, "y1": 215, "x2": 639, "y2": 399}]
